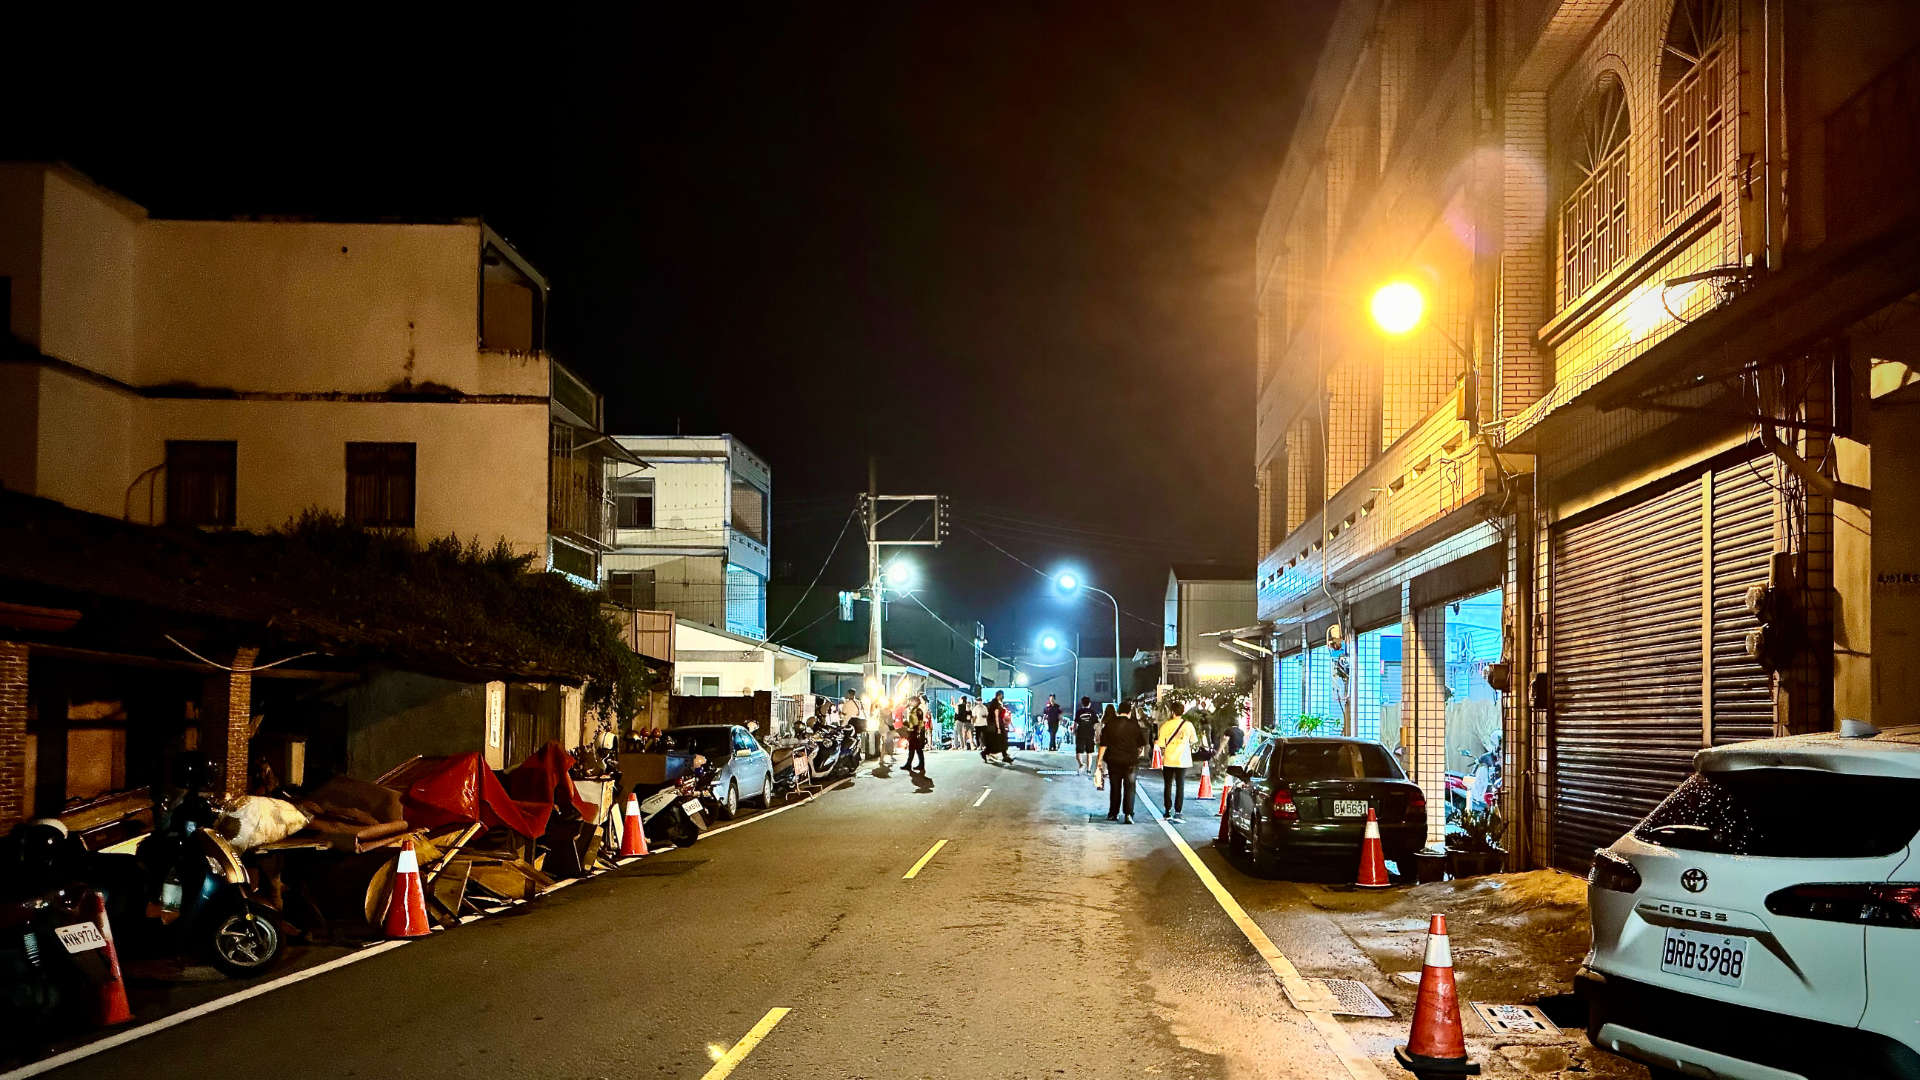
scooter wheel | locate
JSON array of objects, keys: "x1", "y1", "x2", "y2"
[
  {"x1": 669, "y1": 818, "x2": 700, "y2": 847},
  {"x1": 208, "y1": 904, "x2": 284, "y2": 977}
]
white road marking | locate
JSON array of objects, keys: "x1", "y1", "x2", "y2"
[
  {"x1": 698, "y1": 1006, "x2": 792, "y2": 1079},
  {"x1": 973, "y1": 788, "x2": 991, "y2": 807},
  {"x1": 4, "y1": 776, "x2": 856, "y2": 1076},
  {"x1": 0, "y1": 940, "x2": 414, "y2": 1080},
  {"x1": 902, "y1": 839, "x2": 949, "y2": 880},
  {"x1": 1144, "y1": 806, "x2": 1389, "y2": 1080}
]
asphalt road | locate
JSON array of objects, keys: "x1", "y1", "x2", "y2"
[{"x1": 37, "y1": 749, "x2": 1375, "y2": 1080}]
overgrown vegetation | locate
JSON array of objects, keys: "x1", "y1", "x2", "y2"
[
  {"x1": 1160, "y1": 672, "x2": 1259, "y2": 726},
  {"x1": 271, "y1": 511, "x2": 655, "y2": 721}
]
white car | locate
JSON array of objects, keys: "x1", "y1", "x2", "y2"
[{"x1": 1579, "y1": 723, "x2": 1920, "y2": 1079}]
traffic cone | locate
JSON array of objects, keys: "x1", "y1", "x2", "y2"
[
  {"x1": 1217, "y1": 789, "x2": 1233, "y2": 844},
  {"x1": 1151, "y1": 743, "x2": 1163, "y2": 770},
  {"x1": 619, "y1": 793, "x2": 648, "y2": 858},
  {"x1": 1196, "y1": 767, "x2": 1213, "y2": 800},
  {"x1": 1217, "y1": 780, "x2": 1231, "y2": 816},
  {"x1": 1393, "y1": 914, "x2": 1479, "y2": 1077},
  {"x1": 1357, "y1": 807, "x2": 1392, "y2": 888},
  {"x1": 87, "y1": 891, "x2": 132, "y2": 1025},
  {"x1": 382, "y1": 839, "x2": 431, "y2": 939}
]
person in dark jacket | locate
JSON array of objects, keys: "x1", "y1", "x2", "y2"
[
  {"x1": 1097, "y1": 703, "x2": 1147, "y2": 822},
  {"x1": 903, "y1": 696, "x2": 930, "y2": 773},
  {"x1": 1072, "y1": 697, "x2": 1099, "y2": 773},
  {"x1": 1042, "y1": 694, "x2": 1065, "y2": 751}
]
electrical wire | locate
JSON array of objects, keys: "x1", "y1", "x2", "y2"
[
  {"x1": 763, "y1": 500, "x2": 859, "y2": 642},
  {"x1": 902, "y1": 591, "x2": 1017, "y2": 670},
  {"x1": 165, "y1": 636, "x2": 318, "y2": 673},
  {"x1": 956, "y1": 525, "x2": 1162, "y2": 630}
]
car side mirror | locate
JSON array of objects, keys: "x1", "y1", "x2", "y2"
[{"x1": 1227, "y1": 765, "x2": 1248, "y2": 781}]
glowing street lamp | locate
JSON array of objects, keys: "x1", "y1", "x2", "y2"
[
  {"x1": 1369, "y1": 280, "x2": 1426, "y2": 336},
  {"x1": 1052, "y1": 569, "x2": 1122, "y2": 706},
  {"x1": 1040, "y1": 633, "x2": 1061, "y2": 652},
  {"x1": 883, "y1": 559, "x2": 917, "y2": 591}
]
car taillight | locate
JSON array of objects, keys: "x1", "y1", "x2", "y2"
[
  {"x1": 1766, "y1": 883, "x2": 1920, "y2": 928},
  {"x1": 1406, "y1": 791, "x2": 1427, "y2": 821},
  {"x1": 1588, "y1": 849, "x2": 1642, "y2": 894},
  {"x1": 1271, "y1": 785, "x2": 1298, "y2": 823}
]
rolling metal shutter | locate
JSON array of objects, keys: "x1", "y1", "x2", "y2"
[
  {"x1": 1549, "y1": 477, "x2": 1706, "y2": 874},
  {"x1": 1708, "y1": 463, "x2": 1777, "y2": 745},
  {"x1": 1548, "y1": 459, "x2": 1779, "y2": 873}
]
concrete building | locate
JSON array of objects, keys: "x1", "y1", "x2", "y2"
[
  {"x1": 606, "y1": 435, "x2": 771, "y2": 640},
  {"x1": 1162, "y1": 565, "x2": 1256, "y2": 685},
  {"x1": 1252, "y1": 1, "x2": 1920, "y2": 868},
  {"x1": 0, "y1": 162, "x2": 634, "y2": 586},
  {"x1": 672, "y1": 620, "x2": 812, "y2": 731}
]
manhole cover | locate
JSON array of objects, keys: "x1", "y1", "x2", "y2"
[{"x1": 1322, "y1": 978, "x2": 1393, "y2": 1018}]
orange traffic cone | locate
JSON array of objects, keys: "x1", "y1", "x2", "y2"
[
  {"x1": 1196, "y1": 767, "x2": 1212, "y2": 800},
  {"x1": 1394, "y1": 914, "x2": 1479, "y2": 1076},
  {"x1": 1217, "y1": 780, "x2": 1231, "y2": 816},
  {"x1": 87, "y1": 891, "x2": 132, "y2": 1025},
  {"x1": 619, "y1": 793, "x2": 649, "y2": 858},
  {"x1": 1216, "y1": 789, "x2": 1233, "y2": 844},
  {"x1": 1357, "y1": 807, "x2": 1391, "y2": 888},
  {"x1": 1151, "y1": 743, "x2": 1163, "y2": 770},
  {"x1": 383, "y1": 839, "x2": 431, "y2": 939}
]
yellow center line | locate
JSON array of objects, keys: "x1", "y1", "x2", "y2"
[
  {"x1": 902, "y1": 838, "x2": 949, "y2": 879},
  {"x1": 698, "y1": 1007, "x2": 791, "y2": 1080},
  {"x1": 1147, "y1": 809, "x2": 1388, "y2": 1080}
]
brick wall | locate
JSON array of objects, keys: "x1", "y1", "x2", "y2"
[{"x1": 0, "y1": 642, "x2": 26, "y2": 830}]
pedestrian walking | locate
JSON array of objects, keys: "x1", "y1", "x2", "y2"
[
  {"x1": 987, "y1": 690, "x2": 1014, "y2": 764},
  {"x1": 904, "y1": 696, "x2": 930, "y2": 772},
  {"x1": 1155, "y1": 701, "x2": 1200, "y2": 821},
  {"x1": 1097, "y1": 702, "x2": 1146, "y2": 822},
  {"x1": 1072, "y1": 696, "x2": 1098, "y2": 773},
  {"x1": 970, "y1": 697, "x2": 990, "y2": 757},
  {"x1": 1216, "y1": 711, "x2": 1246, "y2": 765},
  {"x1": 1042, "y1": 694, "x2": 1064, "y2": 752}
]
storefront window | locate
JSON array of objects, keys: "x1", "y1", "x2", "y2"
[{"x1": 1443, "y1": 589, "x2": 1504, "y2": 836}]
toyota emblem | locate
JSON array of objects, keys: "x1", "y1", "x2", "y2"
[{"x1": 1680, "y1": 868, "x2": 1708, "y2": 893}]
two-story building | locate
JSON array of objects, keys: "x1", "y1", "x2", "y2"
[
  {"x1": 0, "y1": 162, "x2": 635, "y2": 585},
  {"x1": 605, "y1": 435, "x2": 771, "y2": 640},
  {"x1": 1253, "y1": 1, "x2": 1919, "y2": 869}
]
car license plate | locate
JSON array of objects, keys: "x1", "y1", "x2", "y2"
[
  {"x1": 1333, "y1": 799, "x2": 1368, "y2": 818},
  {"x1": 55, "y1": 922, "x2": 106, "y2": 954},
  {"x1": 1660, "y1": 927, "x2": 1746, "y2": 988},
  {"x1": 683, "y1": 799, "x2": 705, "y2": 817}
]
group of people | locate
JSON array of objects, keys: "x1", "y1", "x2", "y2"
[{"x1": 950, "y1": 691, "x2": 1017, "y2": 765}]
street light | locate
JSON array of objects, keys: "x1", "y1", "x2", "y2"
[
  {"x1": 1053, "y1": 569, "x2": 1122, "y2": 707},
  {"x1": 883, "y1": 559, "x2": 917, "y2": 591},
  {"x1": 1369, "y1": 280, "x2": 1426, "y2": 336},
  {"x1": 1014, "y1": 671, "x2": 1029, "y2": 686}
]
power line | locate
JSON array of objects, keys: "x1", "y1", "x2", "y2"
[
  {"x1": 956, "y1": 525, "x2": 1162, "y2": 630},
  {"x1": 902, "y1": 591, "x2": 1017, "y2": 671},
  {"x1": 763, "y1": 500, "x2": 859, "y2": 641}
]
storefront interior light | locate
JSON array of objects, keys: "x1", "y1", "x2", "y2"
[{"x1": 1194, "y1": 663, "x2": 1238, "y2": 680}]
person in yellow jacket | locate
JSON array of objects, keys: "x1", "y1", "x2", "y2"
[{"x1": 1155, "y1": 701, "x2": 1200, "y2": 821}]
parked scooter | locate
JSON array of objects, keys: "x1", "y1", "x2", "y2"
[
  {"x1": 87, "y1": 756, "x2": 284, "y2": 977},
  {"x1": 1445, "y1": 747, "x2": 1503, "y2": 824},
  {"x1": 0, "y1": 823, "x2": 110, "y2": 1055},
  {"x1": 804, "y1": 722, "x2": 842, "y2": 779},
  {"x1": 638, "y1": 756, "x2": 714, "y2": 847},
  {"x1": 832, "y1": 722, "x2": 863, "y2": 778}
]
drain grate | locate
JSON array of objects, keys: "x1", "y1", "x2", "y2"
[{"x1": 1321, "y1": 978, "x2": 1393, "y2": 1018}]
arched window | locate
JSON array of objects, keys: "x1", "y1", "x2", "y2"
[
  {"x1": 1658, "y1": 0, "x2": 1727, "y2": 221},
  {"x1": 1562, "y1": 77, "x2": 1630, "y2": 302}
]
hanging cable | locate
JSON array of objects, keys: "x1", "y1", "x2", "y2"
[{"x1": 762, "y1": 500, "x2": 859, "y2": 642}]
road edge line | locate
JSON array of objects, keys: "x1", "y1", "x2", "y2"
[
  {"x1": 1146, "y1": 808, "x2": 1389, "y2": 1080},
  {"x1": 0, "y1": 939, "x2": 414, "y2": 1080},
  {"x1": 973, "y1": 787, "x2": 991, "y2": 807}
]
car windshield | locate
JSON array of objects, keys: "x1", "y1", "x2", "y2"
[
  {"x1": 1635, "y1": 768, "x2": 1920, "y2": 858},
  {"x1": 1280, "y1": 742, "x2": 1402, "y2": 781},
  {"x1": 666, "y1": 729, "x2": 733, "y2": 758}
]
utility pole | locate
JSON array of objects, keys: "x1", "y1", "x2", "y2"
[{"x1": 859, "y1": 458, "x2": 947, "y2": 703}]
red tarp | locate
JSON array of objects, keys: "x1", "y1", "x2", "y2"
[
  {"x1": 505, "y1": 742, "x2": 595, "y2": 824},
  {"x1": 379, "y1": 753, "x2": 548, "y2": 839}
]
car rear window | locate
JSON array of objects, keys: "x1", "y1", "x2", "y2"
[
  {"x1": 1635, "y1": 769, "x2": 1920, "y2": 858},
  {"x1": 1280, "y1": 743, "x2": 1403, "y2": 781}
]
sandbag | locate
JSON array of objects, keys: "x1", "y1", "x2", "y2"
[{"x1": 219, "y1": 795, "x2": 310, "y2": 852}]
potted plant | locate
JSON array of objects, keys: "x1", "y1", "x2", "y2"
[{"x1": 1445, "y1": 806, "x2": 1506, "y2": 878}]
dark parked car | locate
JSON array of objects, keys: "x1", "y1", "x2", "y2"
[{"x1": 1221, "y1": 736, "x2": 1427, "y2": 874}]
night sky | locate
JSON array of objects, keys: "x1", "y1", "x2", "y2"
[{"x1": 8, "y1": 4, "x2": 1334, "y2": 658}]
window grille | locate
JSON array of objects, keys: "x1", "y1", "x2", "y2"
[
  {"x1": 1561, "y1": 79, "x2": 1630, "y2": 303},
  {"x1": 1659, "y1": 0, "x2": 1726, "y2": 222}
]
